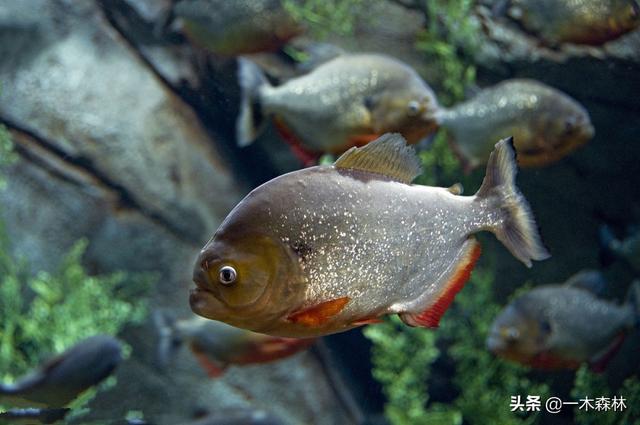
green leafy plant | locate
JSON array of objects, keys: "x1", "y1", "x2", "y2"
[
  {"x1": 282, "y1": 0, "x2": 367, "y2": 38},
  {"x1": 0, "y1": 125, "x2": 16, "y2": 189},
  {"x1": 414, "y1": 0, "x2": 479, "y2": 106},
  {"x1": 0, "y1": 239, "x2": 151, "y2": 381},
  {"x1": 365, "y1": 264, "x2": 550, "y2": 425},
  {"x1": 571, "y1": 366, "x2": 640, "y2": 425}
]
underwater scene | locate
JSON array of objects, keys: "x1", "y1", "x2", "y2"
[{"x1": 0, "y1": 0, "x2": 639, "y2": 424}]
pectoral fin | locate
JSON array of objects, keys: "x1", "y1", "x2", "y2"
[{"x1": 287, "y1": 297, "x2": 350, "y2": 327}]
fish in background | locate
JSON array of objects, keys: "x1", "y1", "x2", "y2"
[
  {"x1": 190, "y1": 134, "x2": 549, "y2": 338},
  {"x1": 436, "y1": 79, "x2": 594, "y2": 172},
  {"x1": 0, "y1": 335, "x2": 122, "y2": 408},
  {"x1": 487, "y1": 271, "x2": 640, "y2": 371},
  {"x1": 154, "y1": 312, "x2": 315, "y2": 377},
  {"x1": 500, "y1": 0, "x2": 640, "y2": 46},
  {"x1": 173, "y1": 0, "x2": 304, "y2": 56},
  {"x1": 236, "y1": 54, "x2": 441, "y2": 164},
  {"x1": 0, "y1": 407, "x2": 69, "y2": 425},
  {"x1": 600, "y1": 224, "x2": 640, "y2": 273}
]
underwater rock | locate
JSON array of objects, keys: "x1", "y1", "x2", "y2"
[{"x1": 0, "y1": 1, "x2": 354, "y2": 424}]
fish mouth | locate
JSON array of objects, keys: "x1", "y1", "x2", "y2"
[{"x1": 189, "y1": 287, "x2": 223, "y2": 318}]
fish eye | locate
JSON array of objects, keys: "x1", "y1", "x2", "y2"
[
  {"x1": 505, "y1": 327, "x2": 520, "y2": 342},
  {"x1": 218, "y1": 265, "x2": 237, "y2": 286},
  {"x1": 564, "y1": 118, "x2": 577, "y2": 134},
  {"x1": 407, "y1": 100, "x2": 421, "y2": 116}
]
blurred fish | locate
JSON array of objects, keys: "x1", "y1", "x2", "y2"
[
  {"x1": 182, "y1": 409, "x2": 285, "y2": 425},
  {"x1": 154, "y1": 312, "x2": 315, "y2": 377},
  {"x1": 173, "y1": 0, "x2": 303, "y2": 56},
  {"x1": 190, "y1": 134, "x2": 549, "y2": 337},
  {"x1": 437, "y1": 79, "x2": 594, "y2": 171},
  {"x1": 504, "y1": 0, "x2": 640, "y2": 46},
  {"x1": 487, "y1": 272, "x2": 640, "y2": 371},
  {"x1": 600, "y1": 225, "x2": 640, "y2": 272},
  {"x1": 236, "y1": 54, "x2": 441, "y2": 163},
  {"x1": 0, "y1": 408, "x2": 69, "y2": 425},
  {"x1": 0, "y1": 335, "x2": 122, "y2": 408}
]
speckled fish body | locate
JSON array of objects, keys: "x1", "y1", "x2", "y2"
[
  {"x1": 237, "y1": 54, "x2": 441, "y2": 153},
  {"x1": 0, "y1": 336, "x2": 122, "y2": 408},
  {"x1": 487, "y1": 274, "x2": 639, "y2": 370},
  {"x1": 162, "y1": 316, "x2": 314, "y2": 375},
  {"x1": 191, "y1": 134, "x2": 549, "y2": 337},
  {"x1": 174, "y1": 0, "x2": 303, "y2": 55},
  {"x1": 508, "y1": 0, "x2": 640, "y2": 45},
  {"x1": 437, "y1": 79, "x2": 594, "y2": 170}
]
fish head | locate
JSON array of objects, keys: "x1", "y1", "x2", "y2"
[
  {"x1": 539, "y1": 100, "x2": 594, "y2": 153},
  {"x1": 486, "y1": 301, "x2": 552, "y2": 365},
  {"x1": 190, "y1": 224, "x2": 302, "y2": 331},
  {"x1": 370, "y1": 84, "x2": 440, "y2": 143},
  {"x1": 613, "y1": 0, "x2": 640, "y2": 30}
]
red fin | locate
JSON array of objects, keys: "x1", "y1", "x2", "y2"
[
  {"x1": 352, "y1": 317, "x2": 383, "y2": 326},
  {"x1": 190, "y1": 344, "x2": 225, "y2": 378},
  {"x1": 348, "y1": 134, "x2": 381, "y2": 147},
  {"x1": 527, "y1": 352, "x2": 581, "y2": 370},
  {"x1": 273, "y1": 117, "x2": 320, "y2": 166},
  {"x1": 589, "y1": 332, "x2": 627, "y2": 373},
  {"x1": 287, "y1": 297, "x2": 350, "y2": 327},
  {"x1": 235, "y1": 338, "x2": 316, "y2": 365},
  {"x1": 403, "y1": 239, "x2": 481, "y2": 328}
]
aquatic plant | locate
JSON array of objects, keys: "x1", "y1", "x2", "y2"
[
  {"x1": 571, "y1": 366, "x2": 640, "y2": 425},
  {"x1": 282, "y1": 0, "x2": 367, "y2": 38},
  {"x1": 0, "y1": 239, "x2": 152, "y2": 381},
  {"x1": 414, "y1": 0, "x2": 479, "y2": 106},
  {"x1": 0, "y1": 125, "x2": 16, "y2": 188},
  {"x1": 365, "y1": 264, "x2": 550, "y2": 425}
]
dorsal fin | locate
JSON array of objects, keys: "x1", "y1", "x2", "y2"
[
  {"x1": 564, "y1": 270, "x2": 607, "y2": 296},
  {"x1": 333, "y1": 133, "x2": 422, "y2": 184}
]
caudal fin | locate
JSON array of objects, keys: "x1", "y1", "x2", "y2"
[
  {"x1": 475, "y1": 137, "x2": 550, "y2": 267},
  {"x1": 153, "y1": 310, "x2": 182, "y2": 369},
  {"x1": 236, "y1": 58, "x2": 270, "y2": 147}
]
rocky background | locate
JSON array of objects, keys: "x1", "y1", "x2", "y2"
[{"x1": 0, "y1": 0, "x2": 638, "y2": 424}]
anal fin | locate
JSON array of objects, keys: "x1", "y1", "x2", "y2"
[
  {"x1": 273, "y1": 116, "x2": 320, "y2": 166},
  {"x1": 190, "y1": 343, "x2": 226, "y2": 378},
  {"x1": 287, "y1": 297, "x2": 350, "y2": 327},
  {"x1": 401, "y1": 238, "x2": 481, "y2": 328}
]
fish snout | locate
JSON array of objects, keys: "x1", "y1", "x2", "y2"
[{"x1": 193, "y1": 249, "x2": 218, "y2": 290}]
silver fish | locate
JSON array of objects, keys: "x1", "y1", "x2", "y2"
[
  {"x1": 190, "y1": 134, "x2": 549, "y2": 337},
  {"x1": 0, "y1": 335, "x2": 122, "y2": 408},
  {"x1": 487, "y1": 273, "x2": 639, "y2": 370}
]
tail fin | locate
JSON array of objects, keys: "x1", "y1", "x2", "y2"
[
  {"x1": 153, "y1": 310, "x2": 182, "y2": 369},
  {"x1": 475, "y1": 137, "x2": 550, "y2": 267},
  {"x1": 236, "y1": 58, "x2": 270, "y2": 147}
]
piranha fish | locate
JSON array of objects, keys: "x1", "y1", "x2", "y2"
[
  {"x1": 436, "y1": 79, "x2": 594, "y2": 171},
  {"x1": 190, "y1": 133, "x2": 549, "y2": 338},
  {"x1": 487, "y1": 272, "x2": 640, "y2": 371},
  {"x1": 0, "y1": 335, "x2": 122, "y2": 408},
  {"x1": 236, "y1": 54, "x2": 441, "y2": 163},
  {"x1": 173, "y1": 0, "x2": 303, "y2": 56},
  {"x1": 503, "y1": 0, "x2": 640, "y2": 46},
  {"x1": 600, "y1": 225, "x2": 640, "y2": 273},
  {"x1": 154, "y1": 312, "x2": 315, "y2": 377}
]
